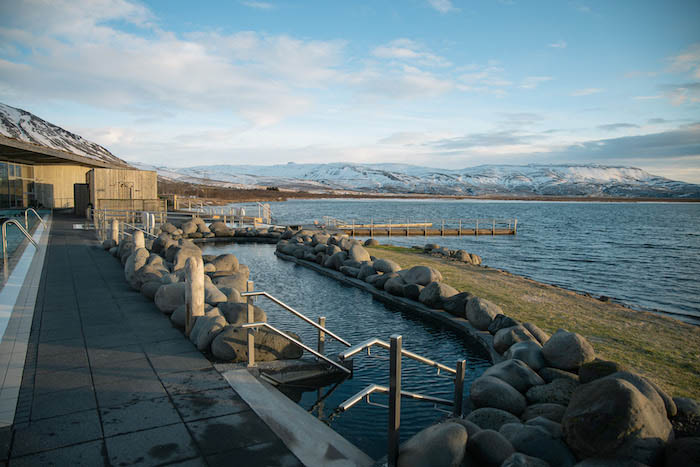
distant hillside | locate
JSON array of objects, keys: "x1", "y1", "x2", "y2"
[
  {"x1": 0, "y1": 102, "x2": 129, "y2": 167},
  {"x1": 132, "y1": 161, "x2": 700, "y2": 199}
]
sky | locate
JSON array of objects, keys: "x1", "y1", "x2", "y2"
[{"x1": 1, "y1": 1, "x2": 700, "y2": 182}]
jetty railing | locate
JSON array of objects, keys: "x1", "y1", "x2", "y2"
[
  {"x1": 322, "y1": 217, "x2": 517, "y2": 237},
  {"x1": 338, "y1": 334, "x2": 466, "y2": 467}
]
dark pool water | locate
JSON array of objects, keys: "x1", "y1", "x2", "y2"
[
  {"x1": 229, "y1": 199, "x2": 700, "y2": 325},
  {"x1": 201, "y1": 242, "x2": 491, "y2": 459}
]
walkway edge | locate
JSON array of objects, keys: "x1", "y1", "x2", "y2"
[{"x1": 222, "y1": 368, "x2": 374, "y2": 467}]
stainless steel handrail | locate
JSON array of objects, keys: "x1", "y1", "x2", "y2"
[
  {"x1": 339, "y1": 337, "x2": 456, "y2": 375},
  {"x1": 121, "y1": 222, "x2": 159, "y2": 239},
  {"x1": 24, "y1": 208, "x2": 46, "y2": 230},
  {"x1": 2, "y1": 219, "x2": 38, "y2": 259},
  {"x1": 241, "y1": 322, "x2": 351, "y2": 374},
  {"x1": 241, "y1": 291, "x2": 352, "y2": 347},
  {"x1": 338, "y1": 384, "x2": 453, "y2": 412}
]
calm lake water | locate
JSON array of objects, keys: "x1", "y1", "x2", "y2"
[
  {"x1": 201, "y1": 242, "x2": 492, "y2": 459},
  {"x1": 231, "y1": 199, "x2": 700, "y2": 325}
]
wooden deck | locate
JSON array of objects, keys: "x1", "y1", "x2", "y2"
[{"x1": 339, "y1": 227, "x2": 516, "y2": 237}]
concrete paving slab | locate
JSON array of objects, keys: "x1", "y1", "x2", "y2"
[
  {"x1": 99, "y1": 396, "x2": 181, "y2": 437},
  {"x1": 206, "y1": 440, "x2": 304, "y2": 467},
  {"x1": 105, "y1": 423, "x2": 200, "y2": 466},
  {"x1": 149, "y1": 350, "x2": 212, "y2": 375},
  {"x1": 186, "y1": 411, "x2": 278, "y2": 456},
  {"x1": 8, "y1": 439, "x2": 106, "y2": 466},
  {"x1": 161, "y1": 368, "x2": 230, "y2": 396},
  {"x1": 33, "y1": 367, "x2": 92, "y2": 395},
  {"x1": 31, "y1": 385, "x2": 96, "y2": 421},
  {"x1": 171, "y1": 387, "x2": 249, "y2": 422},
  {"x1": 11, "y1": 409, "x2": 102, "y2": 457},
  {"x1": 87, "y1": 343, "x2": 144, "y2": 367}
]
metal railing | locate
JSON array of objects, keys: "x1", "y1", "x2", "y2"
[
  {"x1": 321, "y1": 217, "x2": 517, "y2": 237},
  {"x1": 24, "y1": 208, "x2": 46, "y2": 230},
  {"x1": 338, "y1": 334, "x2": 466, "y2": 467},
  {"x1": 2, "y1": 219, "x2": 38, "y2": 271}
]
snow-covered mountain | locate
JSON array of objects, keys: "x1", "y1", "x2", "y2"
[
  {"x1": 0, "y1": 102, "x2": 128, "y2": 166},
  {"x1": 132, "y1": 161, "x2": 700, "y2": 198}
]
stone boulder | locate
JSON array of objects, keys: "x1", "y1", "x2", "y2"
[
  {"x1": 672, "y1": 397, "x2": 700, "y2": 438},
  {"x1": 211, "y1": 254, "x2": 239, "y2": 273},
  {"x1": 124, "y1": 248, "x2": 150, "y2": 290},
  {"x1": 217, "y1": 285, "x2": 244, "y2": 303},
  {"x1": 538, "y1": 367, "x2": 579, "y2": 384},
  {"x1": 502, "y1": 424, "x2": 576, "y2": 467},
  {"x1": 339, "y1": 266, "x2": 360, "y2": 278},
  {"x1": 160, "y1": 222, "x2": 177, "y2": 234},
  {"x1": 399, "y1": 265, "x2": 442, "y2": 286},
  {"x1": 418, "y1": 281, "x2": 459, "y2": 309},
  {"x1": 522, "y1": 322, "x2": 550, "y2": 346},
  {"x1": 181, "y1": 220, "x2": 197, "y2": 235},
  {"x1": 170, "y1": 303, "x2": 214, "y2": 329},
  {"x1": 541, "y1": 329, "x2": 595, "y2": 371},
  {"x1": 384, "y1": 276, "x2": 407, "y2": 297},
  {"x1": 172, "y1": 247, "x2": 203, "y2": 271},
  {"x1": 324, "y1": 251, "x2": 347, "y2": 270},
  {"x1": 504, "y1": 341, "x2": 546, "y2": 371},
  {"x1": 374, "y1": 272, "x2": 398, "y2": 290},
  {"x1": 664, "y1": 437, "x2": 700, "y2": 467},
  {"x1": 364, "y1": 238, "x2": 379, "y2": 247},
  {"x1": 526, "y1": 378, "x2": 578, "y2": 406},
  {"x1": 154, "y1": 282, "x2": 186, "y2": 314},
  {"x1": 211, "y1": 326, "x2": 304, "y2": 362},
  {"x1": 402, "y1": 283, "x2": 423, "y2": 301},
  {"x1": 609, "y1": 371, "x2": 676, "y2": 419},
  {"x1": 217, "y1": 302, "x2": 266, "y2": 326},
  {"x1": 562, "y1": 375, "x2": 674, "y2": 465},
  {"x1": 470, "y1": 376, "x2": 527, "y2": 416},
  {"x1": 466, "y1": 297, "x2": 503, "y2": 330},
  {"x1": 488, "y1": 314, "x2": 519, "y2": 335},
  {"x1": 397, "y1": 422, "x2": 467, "y2": 467},
  {"x1": 482, "y1": 359, "x2": 545, "y2": 393},
  {"x1": 140, "y1": 280, "x2": 162, "y2": 300},
  {"x1": 493, "y1": 325, "x2": 536, "y2": 354},
  {"x1": 204, "y1": 282, "x2": 227, "y2": 305},
  {"x1": 466, "y1": 407, "x2": 520, "y2": 431},
  {"x1": 213, "y1": 270, "x2": 250, "y2": 293},
  {"x1": 374, "y1": 258, "x2": 401, "y2": 273},
  {"x1": 501, "y1": 453, "x2": 550, "y2": 467},
  {"x1": 522, "y1": 403, "x2": 567, "y2": 423},
  {"x1": 442, "y1": 292, "x2": 472, "y2": 317},
  {"x1": 467, "y1": 429, "x2": 514, "y2": 467},
  {"x1": 579, "y1": 359, "x2": 627, "y2": 384},
  {"x1": 357, "y1": 264, "x2": 376, "y2": 281},
  {"x1": 348, "y1": 244, "x2": 371, "y2": 263},
  {"x1": 189, "y1": 309, "x2": 227, "y2": 351}
]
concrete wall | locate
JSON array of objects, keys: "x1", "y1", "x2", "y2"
[{"x1": 34, "y1": 165, "x2": 91, "y2": 209}]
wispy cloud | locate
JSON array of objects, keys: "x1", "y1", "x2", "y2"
[
  {"x1": 548, "y1": 40, "x2": 567, "y2": 49},
  {"x1": 457, "y1": 62, "x2": 511, "y2": 95},
  {"x1": 427, "y1": 0, "x2": 456, "y2": 13},
  {"x1": 372, "y1": 39, "x2": 451, "y2": 67},
  {"x1": 571, "y1": 87, "x2": 603, "y2": 96},
  {"x1": 633, "y1": 94, "x2": 663, "y2": 100},
  {"x1": 662, "y1": 82, "x2": 700, "y2": 106},
  {"x1": 668, "y1": 43, "x2": 700, "y2": 79},
  {"x1": 241, "y1": 1, "x2": 274, "y2": 9},
  {"x1": 624, "y1": 70, "x2": 658, "y2": 78},
  {"x1": 520, "y1": 76, "x2": 553, "y2": 89},
  {"x1": 597, "y1": 123, "x2": 640, "y2": 132}
]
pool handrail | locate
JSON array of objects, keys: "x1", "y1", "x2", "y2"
[
  {"x1": 24, "y1": 208, "x2": 46, "y2": 230},
  {"x1": 241, "y1": 321, "x2": 351, "y2": 375},
  {"x1": 241, "y1": 290, "x2": 352, "y2": 347},
  {"x1": 337, "y1": 383, "x2": 453, "y2": 412},
  {"x1": 2, "y1": 218, "x2": 38, "y2": 260},
  {"x1": 339, "y1": 337, "x2": 457, "y2": 375}
]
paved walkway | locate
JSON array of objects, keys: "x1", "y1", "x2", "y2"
[{"x1": 1, "y1": 213, "x2": 303, "y2": 466}]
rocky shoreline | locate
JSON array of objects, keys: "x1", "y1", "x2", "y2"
[{"x1": 104, "y1": 217, "x2": 700, "y2": 467}]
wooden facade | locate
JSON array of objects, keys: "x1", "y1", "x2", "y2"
[{"x1": 88, "y1": 168, "x2": 161, "y2": 211}]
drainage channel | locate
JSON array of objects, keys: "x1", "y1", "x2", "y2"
[{"x1": 201, "y1": 242, "x2": 491, "y2": 460}]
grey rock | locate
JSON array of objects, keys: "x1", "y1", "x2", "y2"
[
  {"x1": 204, "y1": 282, "x2": 227, "y2": 305},
  {"x1": 213, "y1": 269, "x2": 250, "y2": 293},
  {"x1": 374, "y1": 258, "x2": 401, "y2": 273},
  {"x1": 172, "y1": 247, "x2": 202, "y2": 271},
  {"x1": 483, "y1": 359, "x2": 545, "y2": 393},
  {"x1": 140, "y1": 280, "x2": 162, "y2": 300},
  {"x1": 357, "y1": 264, "x2": 376, "y2": 281},
  {"x1": 180, "y1": 220, "x2": 197, "y2": 235},
  {"x1": 493, "y1": 325, "x2": 536, "y2": 354},
  {"x1": 445, "y1": 418, "x2": 482, "y2": 438},
  {"x1": 217, "y1": 302, "x2": 266, "y2": 326},
  {"x1": 211, "y1": 326, "x2": 304, "y2": 362},
  {"x1": 324, "y1": 251, "x2": 347, "y2": 270},
  {"x1": 364, "y1": 238, "x2": 379, "y2": 247},
  {"x1": 466, "y1": 297, "x2": 503, "y2": 331},
  {"x1": 542, "y1": 329, "x2": 595, "y2": 371},
  {"x1": 574, "y1": 459, "x2": 651, "y2": 466},
  {"x1": 488, "y1": 314, "x2": 519, "y2": 335},
  {"x1": 470, "y1": 376, "x2": 527, "y2": 416},
  {"x1": 399, "y1": 265, "x2": 443, "y2": 286},
  {"x1": 526, "y1": 378, "x2": 579, "y2": 406},
  {"x1": 442, "y1": 292, "x2": 472, "y2": 317},
  {"x1": 418, "y1": 281, "x2": 459, "y2": 309},
  {"x1": 538, "y1": 367, "x2": 579, "y2": 384},
  {"x1": 375, "y1": 272, "x2": 399, "y2": 290},
  {"x1": 521, "y1": 403, "x2": 567, "y2": 423},
  {"x1": 467, "y1": 429, "x2": 514, "y2": 467},
  {"x1": 154, "y1": 282, "x2": 186, "y2": 314},
  {"x1": 525, "y1": 416, "x2": 563, "y2": 438},
  {"x1": 664, "y1": 437, "x2": 700, "y2": 467},
  {"x1": 504, "y1": 423, "x2": 576, "y2": 467},
  {"x1": 339, "y1": 266, "x2": 360, "y2": 278},
  {"x1": 562, "y1": 375, "x2": 673, "y2": 465},
  {"x1": 522, "y1": 322, "x2": 550, "y2": 346},
  {"x1": 171, "y1": 303, "x2": 214, "y2": 329},
  {"x1": 501, "y1": 453, "x2": 550, "y2": 467},
  {"x1": 504, "y1": 341, "x2": 547, "y2": 371},
  {"x1": 397, "y1": 422, "x2": 467, "y2": 467},
  {"x1": 189, "y1": 309, "x2": 227, "y2": 351},
  {"x1": 466, "y1": 407, "x2": 520, "y2": 431},
  {"x1": 578, "y1": 359, "x2": 627, "y2": 384},
  {"x1": 348, "y1": 244, "x2": 371, "y2": 263},
  {"x1": 402, "y1": 283, "x2": 423, "y2": 301},
  {"x1": 211, "y1": 253, "x2": 239, "y2": 272},
  {"x1": 124, "y1": 248, "x2": 150, "y2": 290},
  {"x1": 384, "y1": 275, "x2": 407, "y2": 297},
  {"x1": 607, "y1": 371, "x2": 673, "y2": 419}
]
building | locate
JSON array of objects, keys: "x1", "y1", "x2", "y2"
[{"x1": 0, "y1": 134, "x2": 159, "y2": 211}]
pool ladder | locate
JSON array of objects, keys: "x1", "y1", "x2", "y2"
[
  {"x1": 2, "y1": 209, "x2": 46, "y2": 264},
  {"x1": 240, "y1": 287, "x2": 467, "y2": 467}
]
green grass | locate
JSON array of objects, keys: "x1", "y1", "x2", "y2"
[{"x1": 367, "y1": 244, "x2": 700, "y2": 398}]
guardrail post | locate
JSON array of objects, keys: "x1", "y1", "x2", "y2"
[
  {"x1": 388, "y1": 219, "x2": 392, "y2": 237},
  {"x1": 513, "y1": 219, "x2": 517, "y2": 235},
  {"x1": 185, "y1": 256, "x2": 204, "y2": 336},
  {"x1": 441, "y1": 220, "x2": 444, "y2": 236},
  {"x1": 111, "y1": 219, "x2": 119, "y2": 245},
  {"x1": 317, "y1": 316, "x2": 326, "y2": 354},
  {"x1": 492, "y1": 219, "x2": 495, "y2": 235},
  {"x1": 458, "y1": 219, "x2": 462, "y2": 236},
  {"x1": 406, "y1": 217, "x2": 409, "y2": 236},
  {"x1": 246, "y1": 280, "x2": 256, "y2": 367},
  {"x1": 475, "y1": 219, "x2": 479, "y2": 236},
  {"x1": 453, "y1": 360, "x2": 466, "y2": 417},
  {"x1": 388, "y1": 334, "x2": 402, "y2": 467}
]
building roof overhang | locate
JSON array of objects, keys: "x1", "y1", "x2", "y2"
[{"x1": 0, "y1": 134, "x2": 121, "y2": 168}]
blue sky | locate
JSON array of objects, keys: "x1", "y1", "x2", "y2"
[{"x1": 1, "y1": 0, "x2": 699, "y2": 181}]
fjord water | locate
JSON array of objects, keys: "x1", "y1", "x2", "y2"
[
  {"x1": 251, "y1": 199, "x2": 700, "y2": 324},
  {"x1": 201, "y1": 242, "x2": 492, "y2": 459}
]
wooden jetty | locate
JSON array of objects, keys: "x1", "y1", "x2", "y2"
[{"x1": 324, "y1": 217, "x2": 517, "y2": 237}]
